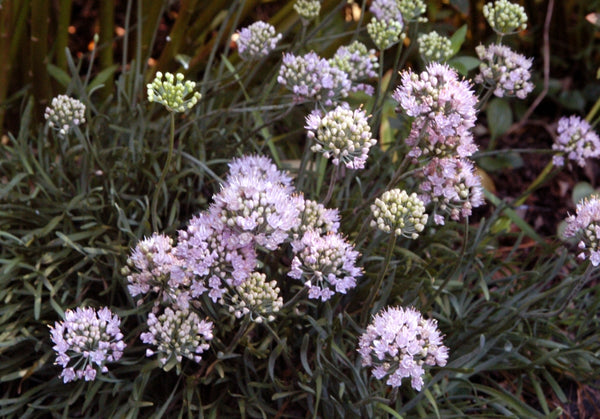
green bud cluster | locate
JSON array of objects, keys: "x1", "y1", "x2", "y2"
[
  {"x1": 367, "y1": 17, "x2": 405, "y2": 51},
  {"x1": 229, "y1": 272, "x2": 283, "y2": 323},
  {"x1": 398, "y1": 0, "x2": 428, "y2": 23},
  {"x1": 294, "y1": 0, "x2": 321, "y2": 21},
  {"x1": 418, "y1": 31, "x2": 453, "y2": 63},
  {"x1": 147, "y1": 72, "x2": 202, "y2": 113},
  {"x1": 483, "y1": 0, "x2": 527, "y2": 35},
  {"x1": 371, "y1": 189, "x2": 428, "y2": 239}
]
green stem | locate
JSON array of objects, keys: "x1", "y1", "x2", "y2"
[
  {"x1": 513, "y1": 160, "x2": 555, "y2": 208},
  {"x1": 151, "y1": 113, "x2": 176, "y2": 231},
  {"x1": 322, "y1": 164, "x2": 339, "y2": 205},
  {"x1": 362, "y1": 233, "x2": 397, "y2": 325},
  {"x1": 586, "y1": 95, "x2": 600, "y2": 124}
]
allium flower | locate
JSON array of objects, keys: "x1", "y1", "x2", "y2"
[
  {"x1": 552, "y1": 115, "x2": 600, "y2": 167},
  {"x1": 419, "y1": 157, "x2": 484, "y2": 225},
  {"x1": 228, "y1": 272, "x2": 283, "y2": 323},
  {"x1": 393, "y1": 62, "x2": 478, "y2": 159},
  {"x1": 418, "y1": 31, "x2": 453, "y2": 63},
  {"x1": 237, "y1": 21, "x2": 282, "y2": 61},
  {"x1": 147, "y1": 72, "x2": 201, "y2": 113},
  {"x1": 474, "y1": 44, "x2": 533, "y2": 99},
  {"x1": 141, "y1": 307, "x2": 213, "y2": 369},
  {"x1": 483, "y1": 0, "x2": 527, "y2": 35},
  {"x1": 371, "y1": 189, "x2": 428, "y2": 239},
  {"x1": 294, "y1": 0, "x2": 321, "y2": 21},
  {"x1": 564, "y1": 196, "x2": 600, "y2": 266},
  {"x1": 305, "y1": 105, "x2": 376, "y2": 169},
  {"x1": 397, "y1": 0, "x2": 428, "y2": 22},
  {"x1": 289, "y1": 230, "x2": 362, "y2": 301},
  {"x1": 278, "y1": 52, "x2": 351, "y2": 106},
  {"x1": 44, "y1": 95, "x2": 86, "y2": 137},
  {"x1": 370, "y1": 0, "x2": 403, "y2": 22},
  {"x1": 226, "y1": 154, "x2": 294, "y2": 193},
  {"x1": 212, "y1": 174, "x2": 301, "y2": 251},
  {"x1": 329, "y1": 41, "x2": 378, "y2": 94},
  {"x1": 358, "y1": 306, "x2": 448, "y2": 391},
  {"x1": 293, "y1": 197, "x2": 340, "y2": 238},
  {"x1": 367, "y1": 17, "x2": 404, "y2": 51},
  {"x1": 50, "y1": 307, "x2": 125, "y2": 383}
]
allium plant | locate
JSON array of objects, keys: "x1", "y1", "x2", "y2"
[
  {"x1": 367, "y1": 17, "x2": 404, "y2": 51},
  {"x1": 44, "y1": 95, "x2": 86, "y2": 137},
  {"x1": 293, "y1": 198, "x2": 340, "y2": 238},
  {"x1": 563, "y1": 196, "x2": 600, "y2": 266},
  {"x1": 418, "y1": 31, "x2": 453, "y2": 63},
  {"x1": 50, "y1": 307, "x2": 125, "y2": 383},
  {"x1": 329, "y1": 41, "x2": 378, "y2": 94},
  {"x1": 358, "y1": 306, "x2": 448, "y2": 391},
  {"x1": 483, "y1": 0, "x2": 528, "y2": 36},
  {"x1": 141, "y1": 307, "x2": 213, "y2": 369},
  {"x1": 305, "y1": 105, "x2": 376, "y2": 169},
  {"x1": 237, "y1": 21, "x2": 282, "y2": 61},
  {"x1": 397, "y1": 0, "x2": 427, "y2": 22},
  {"x1": 146, "y1": 72, "x2": 202, "y2": 113},
  {"x1": 226, "y1": 154, "x2": 294, "y2": 193},
  {"x1": 475, "y1": 43, "x2": 534, "y2": 99},
  {"x1": 552, "y1": 115, "x2": 600, "y2": 167},
  {"x1": 293, "y1": 0, "x2": 321, "y2": 21},
  {"x1": 371, "y1": 189, "x2": 428, "y2": 239},
  {"x1": 393, "y1": 62, "x2": 478, "y2": 159},
  {"x1": 228, "y1": 272, "x2": 283, "y2": 323}
]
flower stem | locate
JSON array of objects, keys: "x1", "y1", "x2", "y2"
[
  {"x1": 151, "y1": 112, "x2": 175, "y2": 231},
  {"x1": 362, "y1": 233, "x2": 397, "y2": 325},
  {"x1": 513, "y1": 159, "x2": 555, "y2": 208}
]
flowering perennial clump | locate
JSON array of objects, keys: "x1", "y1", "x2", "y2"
[
  {"x1": 147, "y1": 72, "x2": 201, "y2": 113},
  {"x1": 358, "y1": 306, "x2": 448, "y2": 390},
  {"x1": 237, "y1": 21, "x2": 282, "y2": 61},
  {"x1": 418, "y1": 31, "x2": 453, "y2": 63},
  {"x1": 483, "y1": 0, "x2": 527, "y2": 35},
  {"x1": 367, "y1": 17, "x2": 404, "y2": 51},
  {"x1": 44, "y1": 95, "x2": 86, "y2": 137},
  {"x1": 552, "y1": 115, "x2": 600, "y2": 167},
  {"x1": 278, "y1": 52, "x2": 351, "y2": 106},
  {"x1": 305, "y1": 105, "x2": 376, "y2": 169},
  {"x1": 229, "y1": 272, "x2": 283, "y2": 323},
  {"x1": 371, "y1": 189, "x2": 428, "y2": 239},
  {"x1": 141, "y1": 307, "x2": 213, "y2": 368},
  {"x1": 563, "y1": 196, "x2": 600, "y2": 266},
  {"x1": 393, "y1": 62, "x2": 478, "y2": 159},
  {"x1": 419, "y1": 157, "x2": 484, "y2": 225},
  {"x1": 475, "y1": 43, "x2": 533, "y2": 99},
  {"x1": 289, "y1": 230, "x2": 362, "y2": 301},
  {"x1": 294, "y1": 0, "x2": 321, "y2": 21},
  {"x1": 50, "y1": 307, "x2": 125, "y2": 383}
]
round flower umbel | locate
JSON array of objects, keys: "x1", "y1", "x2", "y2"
[
  {"x1": 552, "y1": 115, "x2": 600, "y2": 167},
  {"x1": 294, "y1": 0, "x2": 321, "y2": 21},
  {"x1": 292, "y1": 197, "x2": 341, "y2": 239},
  {"x1": 147, "y1": 72, "x2": 201, "y2": 113},
  {"x1": 44, "y1": 95, "x2": 86, "y2": 138},
  {"x1": 228, "y1": 272, "x2": 283, "y2": 323},
  {"x1": 305, "y1": 105, "x2": 376, "y2": 170},
  {"x1": 367, "y1": 17, "x2": 404, "y2": 51},
  {"x1": 418, "y1": 31, "x2": 453, "y2": 63},
  {"x1": 237, "y1": 21, "x2": 282, "y2": 61},
  {"x1": 398, "y1": 0, "x2": 427, "y2": 23},
  {"x1": 371, "y1": 189, "x2": 428, "y2": 239},
  {"x1": 357, "y1": 306, "x2": 448, "y2": 391},
  {"x1": 564, "y1": 196, "x2": 600, "y2": 266},
  {"x1": 141, "y1": 307, "x2": 213, "y2": 370},
  {"x1": 278, "y1": 52, "x2": 351, "y2": 106},
  {"x1": 369, "y1": 0, "x2": 403, "y2": 23},
  {"x1": 50, "y1": 307, "x2": 125, "y2": 383},
  {"x1": 483, "y1": 0, "x2": 527, "y2": 36},
  {"x1": 393, "y1": 62, "x2": 478, "y2": 160},
  {"x1": 419, "y1": 157, "x2": 484, "y2": 225},
  {"x1": 329, "y1": 41, "x2": 378, "y2": 93},
  {"x1": 474, "y1": 44, "x2": 533, "y2": 99},
  {"x1": 226, "y1": 154, "x2": 294, "y2": 194},
  {"x1": 289, "y1": 230, "x2": 362, "y2": 301}
]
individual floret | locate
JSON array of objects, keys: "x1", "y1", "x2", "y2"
[
  {"x1": 552, "y1": 115, "x2": 600, "y2": 167},
  {"x1": 141, "y1": 307, "x2": 213, "y2": 369},
  {"x1": 371, "y1": 189, "x2": 428, "y2": 239},
  {"x1": 305, "y1": 105, "x2": 376, "y2": 169},
  {"x1": 237, "y1": 21, "x2": 282, "y2": 61},
  {"x1": 475, "y1": 43, "x2": 533, "y2": 99},
  {"x1": 228, "y1": 272, "x2": 283, "y2": 323},
  {"x1": 367, "y1": 17, "x2": 404, "y2": 51},
  {"x1": 418, "y1": 31, "x2": 453, "y2": 63},
  {"x1": 357, "y1": 306, "x2": 448, "y2": 391},
  {"x1": 289, "y1": 230, "x2": 362, "y2": 301},
  {"x1": 294, "y1": 0, "x2": 321, "y2": 21},
  {"x1": 563, "y1": 195, "x2": 600, "y2": 266},
  {"x1": 44, "y1": 95, "x2": 86, "y2": 138},
  {"x1": 147, "y1": 72, "x2": 201, "y2": 113},
  {"x1": 483, "y1": 0, "x2": 527, "y2": 35},
  {"x1": 50, "y1": 307, "x2": 125, "y2": 383}
]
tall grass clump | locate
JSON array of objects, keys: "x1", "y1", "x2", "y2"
[{"x1": 1, "y1": 0, "x2": 600, "y2": 417}]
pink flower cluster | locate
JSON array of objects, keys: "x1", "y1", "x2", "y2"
[
  {"x1": 563, "y1": 196, "x2": 600, "y2": 266},
  {"x1": 552, "y1": 115, "x2": 600, "y2": 167}
]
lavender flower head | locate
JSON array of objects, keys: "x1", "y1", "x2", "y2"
[
  {"x1": 475, "y1": 44, "x2": 533, "y2": 99},
  {"x1": 367, "y1": 17, "x2": 404, "y2": 51},
  {"x1": 44, "y1": 95, "x2": 86, "y2": 137},
  {"x1": 329, "y1": 41, "x2": 378, "y2": 94},
  {"x1": 228, "y1": 272, "x2": 283, "y2": 323},
  {"x1": 141, "y1": 307, "x2": 213, "y2": 369},
  {"x1": 305, "y1": 105, "x2": 376, "y2": 169},
  {"x1": 552, "y1": 115, "x2": 600, "y2": 167},
  {"x1": 293, "y1": 197, "x2": 340, "y2": 239},
  {"x1": 371, "y1": 189, "x2": 428, "y2": 239},
  {"x1": 237, "y1": 21, "x2": 282, "y2": 61},
  {"x1": 483, "y1": 0, "x2": 527, "y2": 35},
  {"x1": 278, "y1": 52, "x2": 351, "y2": 106},
  {"x1": 226, "y1": 154, "x2": 294, "y2": 193},
  {"x1": 393, "y1": 62, "x2": 478, "y2": 159},
  {"x1": 419, "y1": 157, "x2": 484, "y2": 225},
  {"x1": 358, "y1": 306, "x2": 448, "y2": 391},
  {"x1": 289, "y1": 230, "x2": 362, "y2": 301},
  {"x1": 563, "y1": 196, "x2": 600, "y2": 266},
  {"x1": 418, "y1": 31, "x2": 453, "y2": 63},
  {"x1": 370, "y1": 0, "x2": 403, "y2": 22},
  {"x1": 50, "y1": 307, "x2": 125, "y2": 383}
]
